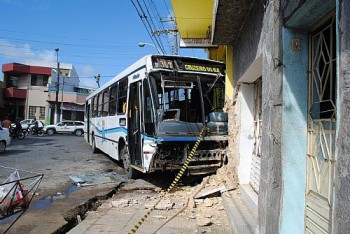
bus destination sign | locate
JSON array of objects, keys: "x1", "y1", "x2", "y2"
[
  {"x1": 182, "y1": 64, "x2": 221, "y2": 74},
  {"x1": 153, "y1": 57, "x2": 224, "y2": 74}
]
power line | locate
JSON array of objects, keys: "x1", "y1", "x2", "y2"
[
  {"x1": 0, "y1": 29, "x2": 132, "y2": 45},
  {"x1": 0, "y1": 36, "x2": 136, "y2": 49}
]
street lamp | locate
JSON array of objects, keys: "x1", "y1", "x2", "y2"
[
  {"x1": 94, "y1": 74, "x2": 100, "y2": 88},
  {"x1": 138, "y1": 42, "x2": 163, "y2": 54},
  {"x1": 54, "y1": 48, "x2": 60, "y2": 124}
]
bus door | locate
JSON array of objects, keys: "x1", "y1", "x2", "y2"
[
  {"x1": 128, "y1": 81, "x2": 143, "y2": 168},
  {"x1": 85, "y1": 101, "x2": 91, "y2": 143}
]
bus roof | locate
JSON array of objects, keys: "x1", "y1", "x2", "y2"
[{"x1": 86, "y1": 54, "x2": 224, "y2": 100}]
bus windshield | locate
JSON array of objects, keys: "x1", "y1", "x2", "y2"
[{"x1": 149, "y1": 71, "x2": 225, "y2": 123}]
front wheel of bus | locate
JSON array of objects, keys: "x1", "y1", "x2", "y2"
[{"x1": 121, "y1": 147, "x2": 139, "y2": 179}]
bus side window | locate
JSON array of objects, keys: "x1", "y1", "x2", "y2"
[
  {"x1": 109, "y1": 84, "x2": 117, "y2": 116},
  {"x1": 97, "y1": 92, "x2": 103, "y2": 117},
  {"x1": 92, "y1": 96, "x2": 98, "y2": 117},
  {"x1": 117, "y1": 78, "x2": 127, "y2": 114},
  {"x1": 102, "y1": 89, "x2": 109, "y2": 116}
]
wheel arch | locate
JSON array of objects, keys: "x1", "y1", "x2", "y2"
[{"x1": 118, "y1": 137, "x2": 126, "y2": 159}]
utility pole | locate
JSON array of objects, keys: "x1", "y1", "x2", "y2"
[
  {"x1": 156, "y1": 18, "x2": 178, "y2": 55},
  {"x1": 60, "y1": 75, "x2": 64, "y2": 122},
  {"x1": 95, "y1": 74, "x2": 100, "y2": 88},
  {"x1": 153, "y1": 28, "x2": 178, "y2": 55},
  {"x1": 54, "y1": 48, "x2": 60, "y2": 124}
]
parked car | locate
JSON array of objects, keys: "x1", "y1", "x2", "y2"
[
  {"x1": 44, "y1": 121, "x2": 85, "y2": 136},
  {"x1": 10, "y1": 118, "x2": 37, "y2": 129},
  {"x1": 0, "y1": 126, "x2": 11, "y2": 154}
]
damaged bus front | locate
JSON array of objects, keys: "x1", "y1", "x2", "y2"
[{"x1": 137, "y1": 56, "x2": 228, "y2": 176}]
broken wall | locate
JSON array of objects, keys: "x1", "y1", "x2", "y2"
[
  {"x1": 333, "y1": 0, "x2": 350, "y2": 232},
  {"x1": 231, "y1": 1, "x2": 283, "y2": 234}
]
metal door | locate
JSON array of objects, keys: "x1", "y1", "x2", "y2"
[
  {"x1": 250, "y1": 78, "x2": 262, "y2": 193},
  {"x1": 127, "y1": 82, "x2": 143, "y2": 167},
  {"x1": 306, "y1": 15, "x2": 336, "y2": 233}
]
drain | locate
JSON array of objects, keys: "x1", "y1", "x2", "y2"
[{"x1": 53, "y1": 183, "x2": 124, "y2": 234}]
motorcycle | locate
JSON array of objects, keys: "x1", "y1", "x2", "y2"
[
  {"x1": 31, "y1": 127, "x2": 45, "y2": 137},
  {"x1": 9, "y1": 126, "x2": 25, "y2": 140}
]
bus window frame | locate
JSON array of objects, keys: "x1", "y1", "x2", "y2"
[
  {"x1": 102, "y1": 88, "x2": 109, "y2": 117},
  {"x1": 109, "y1": 83, "x2": 118, "y2": 116},
  {"x1": 97, "y1": 92, "x2": 103, "y2": 117},
  {"x1": 117, "y1": 78, "x2": 128, "y2": 115}
]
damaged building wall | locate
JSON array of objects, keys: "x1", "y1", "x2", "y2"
[
  {"x1": 333, "y1": 0, "x2": 350, "y2": 232},
  {"x1": 231, "y1": 1, "x2": 283, "y2": 234}
]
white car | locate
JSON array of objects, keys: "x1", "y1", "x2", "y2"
[
  {"x1": 0, "y1": 126, "x2": 11, "y2": 154},
  {"x1": 44, "y1": 121, "x2": 85, "y2": 136},
  {"x1": 10, "y1": 119, "x2": 35, "y2": 129}
]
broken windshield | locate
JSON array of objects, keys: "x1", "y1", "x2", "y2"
[{"x1": 149, "y1": 72, "x2": 225, "y2": 123}]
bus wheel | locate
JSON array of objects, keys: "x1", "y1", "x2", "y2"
[
  {"x1": 121, "y1": 147, "x2": 139, "y2": 179},
  {"x1": 92, "y1": 135, "x2": 99, "y2": 153}
]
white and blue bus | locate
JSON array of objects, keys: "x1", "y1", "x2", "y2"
[{"x1": 84, "y1": 55, "x2": 228, "y2": 178}]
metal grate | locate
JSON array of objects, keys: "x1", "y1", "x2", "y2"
[
  {"x1": 250, "y1": 78, "x2": 262, "y2": 193},
  {"x1": 306, "y1": 15, "x2": 336, "y2": 234}
]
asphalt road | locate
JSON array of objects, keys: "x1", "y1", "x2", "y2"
[{"x1": 0, "y1": 133, "x2": 126, "y2": 234}]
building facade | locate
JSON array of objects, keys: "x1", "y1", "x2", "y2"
[
  {"x1": 171, "y1": 0, "x2": 349, "y2": 233},
  {"x1": 1, "y1": 62, "x2": 90, "y2": 124}
]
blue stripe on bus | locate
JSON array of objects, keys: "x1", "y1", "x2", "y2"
[
  {"x1": 156, "y1": 137, "x2": 199, "y2": 142},
  {"x1": 89, "y1": 123, "x2": 198, "y2": 142},
  {"x1": 90, "y1": 124, "x2": 127, "y2": 134},
  {"x1": 143, "y1": 135, "x2": 198, "y2": 142}
]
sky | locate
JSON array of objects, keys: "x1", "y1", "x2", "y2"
[{"x1": 0, "y1": 0, "x2": 207, "y2": 88}]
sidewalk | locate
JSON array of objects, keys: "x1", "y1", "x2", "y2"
[
  {"x1": 221, "y1": 185, "x2": 259, "y2": 234},
  {"x1": 68, "y1": 180, "x2": 232, "y2": 234}
]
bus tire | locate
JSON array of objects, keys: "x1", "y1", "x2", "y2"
[
  {"x1": 121, "y1": 147, "x2": 139, "y2": 179},
  {"x1": 92, "y1": 135, "x2": 99, "y2": 153}
]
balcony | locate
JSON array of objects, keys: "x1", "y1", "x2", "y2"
[
  {"x1": 4, "y1": 87, "x2": 27, "y2": 99},
  {"x1": 47, "y1": 91, "x2": 88, "y2": 104}
]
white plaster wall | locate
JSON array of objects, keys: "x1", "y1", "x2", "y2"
[{"x1": 238, "y1": 84, "x2": 255, "y2": 184}]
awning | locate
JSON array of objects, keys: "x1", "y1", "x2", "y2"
[{"x1": 61, "y1": 103, "x2": 84, "y2": 111}]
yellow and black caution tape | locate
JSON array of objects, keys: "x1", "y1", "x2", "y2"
[{"x1": 128, "y1": 126, "x2": 208, "y2": 234}]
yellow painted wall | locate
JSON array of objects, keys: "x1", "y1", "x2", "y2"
[{"x1": 225, "y1": 46, "x2": 233, "y2": 101}]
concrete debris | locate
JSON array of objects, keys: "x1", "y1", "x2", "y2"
[
  {"x1": 144, "y1": 202, "x2": 157, "y2": 209},
  {"x1": 203, "y1": 198, "x2": 214, "y2": 207},
  {"x1": 155, "y1": 199, "x2": 174, "y2": 210},
  {"x1": 189, "y1": 198, "x2": 196, "y2": 209},
  {"x1": 188, "y1": 213, "x2": 196, "y2": 219},
  {"x1": 196, "y1": 216, "x2": 212, "y2": 226},
  {"x1": 111, "y1": 199, "x2": 129, "y2": 208},
  {"x1": 194, "y1": 185, "x2": 227, "y2": 199},
  {"x1": 194, "y1": 199, "x2": 204, "y2": 206},
  {"x1": 154, "y1": 187, "x2": 162, "y2": 192},
  {"x1": 130, "y1": 199, "x2": 138, "y2": 204}
]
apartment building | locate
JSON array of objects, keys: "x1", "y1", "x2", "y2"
[{"x1": 1, "y1": 62, "x2": 90, "y2": 124}]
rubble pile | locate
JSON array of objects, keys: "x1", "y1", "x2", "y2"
[
  {"x1": 97, "y1": 178, "x2": 227, "y2": 231},
  {"x1": 84, "y1": 175, "x2": 233, "y2": 232}
]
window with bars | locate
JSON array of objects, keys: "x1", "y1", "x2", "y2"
[
  {"x1": 39, "y1": 107, "x2": 45, "y2": 119},
  {"x1": 29, "y1": 106, "x2": 36, "y2": 119}
]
